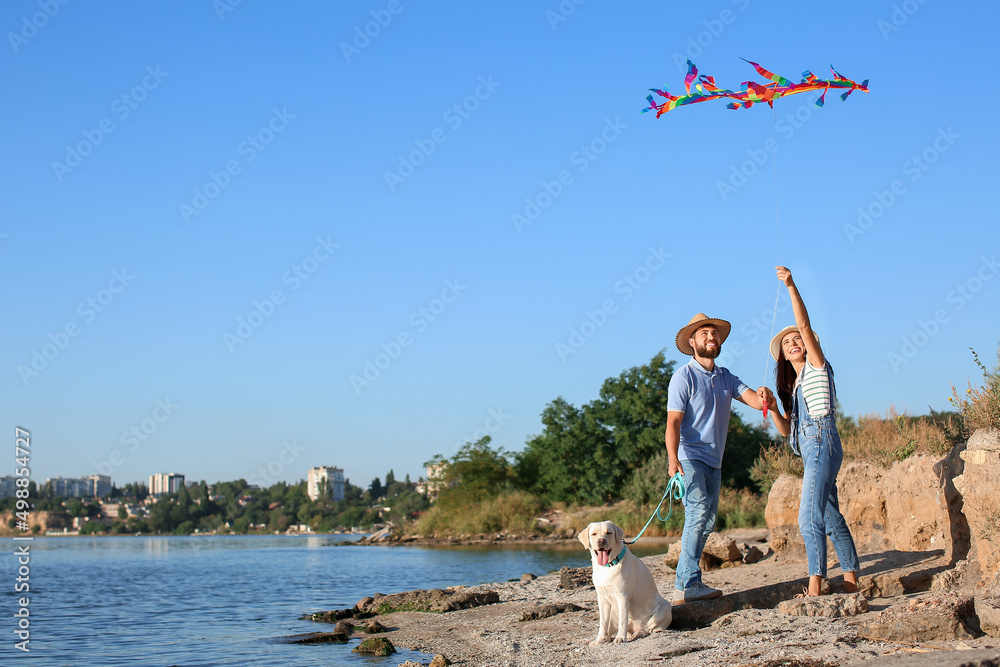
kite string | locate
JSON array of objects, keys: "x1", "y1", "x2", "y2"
[{"x1": 762, "y1": 106, "x2": 782, "y2": 404}]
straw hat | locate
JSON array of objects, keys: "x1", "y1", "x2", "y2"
[
  {"x1": 675, "y1": 313, "x2": 731, "y2": 356},
  {"x1": 769, "y1": 325, "x2": 820, "y2": 361}
]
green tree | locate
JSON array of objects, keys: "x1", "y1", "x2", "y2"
[
  {"x1": 66, "y1": 499, "x2": 85, "y2": 517},
  {"x1": 80, "y1": 521, "x2": 105, "y2": 535},
  {"x1": 515, "y1": 352, "x2": 676, "y2": 504},
  {"x1": 435, "y1": 436, "x2": 512, "y2": 509},
  {"x1": 515, "y1": 397, "x2": 609, "y2": 504}
]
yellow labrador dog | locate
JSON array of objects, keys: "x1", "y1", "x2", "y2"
[{"x1": 578, "y1": 521, "x2": 672, "y2": 644}]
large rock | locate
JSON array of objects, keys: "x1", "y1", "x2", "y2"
[
  {"x1": 559, "y1": 567, "x2": 591, "y2": 590},
  {"x1": 355, "y1": 587, "x2": 500, "y2": 615},
  {"x1": 352, "y1": 637, "x2": 395, "y2": 655},
  {"x1": 777, "y1": 592, "x2": 868, "y2": 617},
  {"x1": 953, "y1": 428, "x2": 1000, "y2": 591},
  {"x1": 278, "y1": 631, "x2": 349, "y2": 644},
  {"x1": 932, "y1": 559, "x2": 974, "y2": 592},
  {"x1": 662, "y1": 541, "x2": 682, "y2": 569},
  {"x1": 766, "y1": 453, "x2": 959, "y2": 561},
  {"x1": 743, "y1": 545, "x2": 764, "y2": 564},
  {"x1": 703, "y1": 533, "x2": 742, "y2": 562},
  {"x1": 858, "y1": 593, "x2": 980, "y2": 642},
  {"x1": 764, "y1": 474, "x2": 807, "y2": 561},
  {"x1": 518, "y1": 603, "x2": 584, "y2": 621},
  {"x1": 976, "y1": 596, "x2": 1000, "y2": 638}
]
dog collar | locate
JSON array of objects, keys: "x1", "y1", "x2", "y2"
[{"x1": 602, "y1": 545, "x2": 626, "y2": 568}]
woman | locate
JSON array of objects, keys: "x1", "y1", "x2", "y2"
[{"x1": 764, "y1": 266, "x2": 860, "y2": 597}]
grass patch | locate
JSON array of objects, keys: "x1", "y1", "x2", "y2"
[
  {"x1": 409, "y1": 490, "x2": 544, "y2": 537},
  {"x1": 841, "y1": 407, "x2": 955, "y2": 466},
  {"x1": 716, "y1": 486, "x2": 766, "y2": 530},
  {"x1": 580, "y1": 499, "x2": 686, "y2": 538}
]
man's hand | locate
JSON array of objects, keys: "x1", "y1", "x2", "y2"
[{"x1": 669, "y1": 458, "x2": 684, "y2": 477}]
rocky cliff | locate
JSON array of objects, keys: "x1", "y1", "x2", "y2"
[{"x1": 766, "y1": 428, "x2": 1000, "y2": 594}]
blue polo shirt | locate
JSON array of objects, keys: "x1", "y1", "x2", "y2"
[{"x1": 667, "y1": 358, "x2": 750, "y2": 469}]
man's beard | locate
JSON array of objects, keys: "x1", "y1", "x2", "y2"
[{"x1": 694, "y1": 342, "x2": 721, "y2": 359}]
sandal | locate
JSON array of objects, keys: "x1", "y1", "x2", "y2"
[{"x1": 793, "y1": 587, "x2": 809, "y2": 599}]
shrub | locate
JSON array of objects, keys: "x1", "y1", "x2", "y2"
[
  {"x1": 750, "y1": 442, "x2": 803, "y2": 493},
  {"x1": 716, "y1": 486, "x2": 766, "y2": 530},
  {"x1": 622, "y1": 450, "x2": 671, "y2": 508},
  {"x1": 950, "y1": 346, "x2": 1000, "y2": 434}
]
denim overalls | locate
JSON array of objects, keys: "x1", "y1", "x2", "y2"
[{"x1": 789, "y1": 363, "x2": 860, "y2": 578}]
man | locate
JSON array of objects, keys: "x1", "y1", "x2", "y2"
[{"x1": 666, "y1": 313, "x2": 771, "y2": 604}]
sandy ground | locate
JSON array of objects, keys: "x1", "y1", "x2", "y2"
[{"x1": 352, "y1": 532, "x2": 999, "y2": 667}]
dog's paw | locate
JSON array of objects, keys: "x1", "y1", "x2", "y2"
[
  {"x1": 588, "y1": 638, "x2": 606, "y2": 647},
  {"x1": 612, "y1": 635, "x2": 628, "y2": 644}
]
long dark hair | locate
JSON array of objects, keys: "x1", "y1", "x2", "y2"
[{"x1": 775, "y1": 355, "x2": 797, "y2": 415}]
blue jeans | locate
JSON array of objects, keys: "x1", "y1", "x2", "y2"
[
  {"x1": 798, "y1": 416, "x2": 860, "y2": 577},
  {"x1": 674, "y1": 458, "x2": 721, "y2": 591}
]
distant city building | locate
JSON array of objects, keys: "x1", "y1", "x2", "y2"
[
  {"x1": 307, "y1": 466, "x2": 344, "y2": 501},
  {"x1": 0, "y1": 476, "x2": 17, "y2": 498},
  {"x1": 45, "y1": 475, "x2": 111, "y2": 498},
  {"x1": 84, "y1": 474, "x2": 112, "y2": 497},
  {"x1": 149, "y1": 473, "x2": 185, "y2": 496}
]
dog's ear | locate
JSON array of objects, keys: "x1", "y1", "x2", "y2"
[
  {"x1": 578, "y1": 525, "x2": 591, "y2": 549},
  {"x1": 613, "y1": 522, "x2": 624, "y2": 545}
]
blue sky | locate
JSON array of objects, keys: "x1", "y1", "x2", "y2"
[{"x1": 3, "y1": 1, "x2": 997, "y2": 491}]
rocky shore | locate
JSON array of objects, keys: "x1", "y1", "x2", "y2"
[
  {"x1": 301, "y1": 532, "x2": 997, "y2": 666},
  {"x1": 299, "y1": 429, "x2": 1000, "y2": 667}
]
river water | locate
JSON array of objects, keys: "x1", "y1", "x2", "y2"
[{"x1": 3, "y1": 534, "x2": 667, "y2": 666}]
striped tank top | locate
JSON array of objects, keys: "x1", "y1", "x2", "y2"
[{"x1": 795, "y1": 361, "x2": 832, "y2": 417}]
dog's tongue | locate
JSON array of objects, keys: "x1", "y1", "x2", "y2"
[{"x1": 596, "y1": 549, "x2": 610, "y2": 566}]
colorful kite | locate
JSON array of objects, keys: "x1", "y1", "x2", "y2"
[{"x1": 642, "y1": 59, "x2": 869, "y2": 118}]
